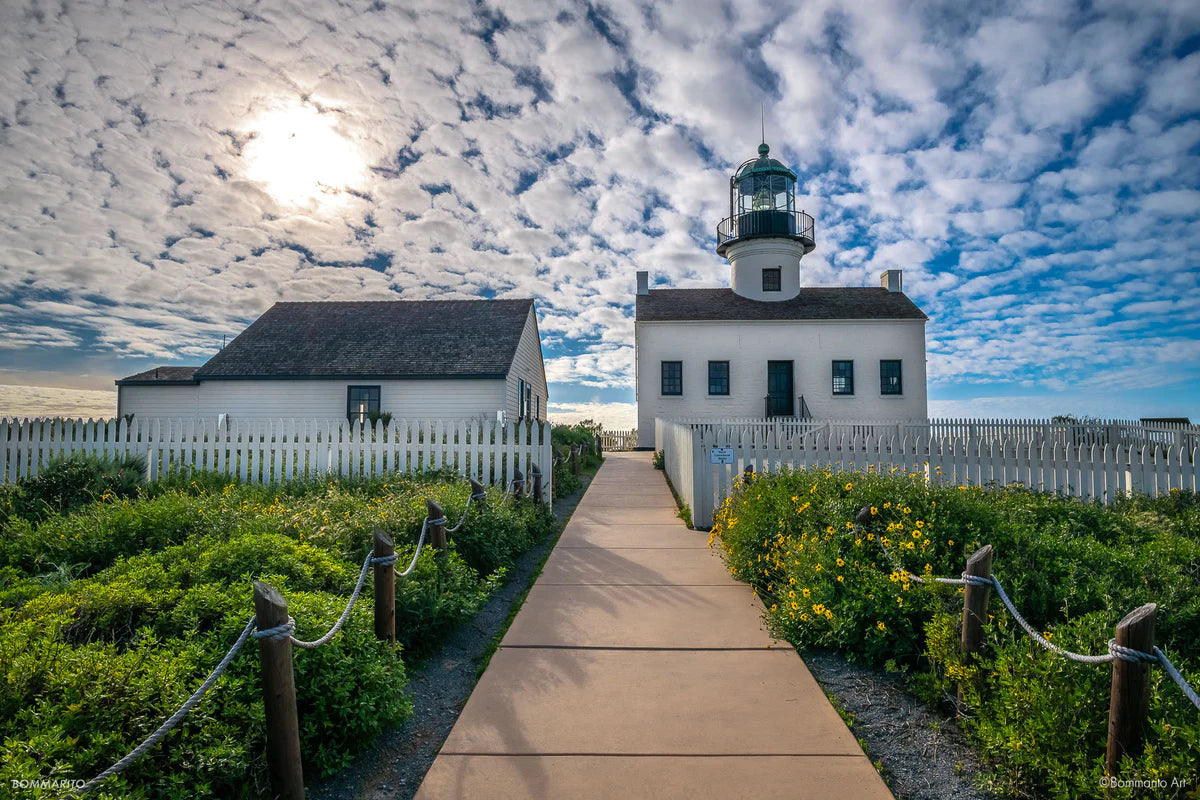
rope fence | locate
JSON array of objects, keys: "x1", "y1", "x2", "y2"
[
  {"x1": 849, "y1": 504, "x2": 1199, "y2": 776},
  {"x1": 73, "y1": 472, "x2": 542, "y2": 797}
]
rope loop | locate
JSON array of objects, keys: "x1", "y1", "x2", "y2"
[
  {"x1": 961, "y1": 573, "x2": 995, "y2": 587},
  {"x1": 426, "y1": 516, "x2": 447, "y2": 526},
  {"x1": 252, "y1": 618, "x2": 296, "y2": 641},
  {"x1": 1108, "y1": 640, "x2": 1160, "y2": 664},
  {"x1": 370, "y1": 553, "x2": 398, "y2": 566},
  {"x1": 470, "y1": 491, "x2": 488, "y2": 501}
]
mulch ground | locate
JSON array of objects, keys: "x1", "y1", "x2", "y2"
[{"x1": 803, "y1": 650, "x2": 1001, "y2": 800}]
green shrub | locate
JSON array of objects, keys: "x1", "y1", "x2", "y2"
[
  {"x1": 710, "y1": 468, "x2": 1200, "y2": 798},
  {"x1": 653, "y1": 450, "x2": 665, "y2": 470},
  {"x1": 0, "y1": 469, "x2": 556, "y2": 798},
  {"x1": 4, "y1": 452, "x2": 146, "y2": 525}
]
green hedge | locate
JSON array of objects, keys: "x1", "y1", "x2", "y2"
[
  {"x1": 710, "y1": 467, "x2": 1200, "y2": 799},
  {"x1": 0, "y1": 470, "x2": 553, "y2": 798}
]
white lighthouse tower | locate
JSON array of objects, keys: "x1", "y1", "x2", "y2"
[{"x1": 716, "y1": 141, "x2": 815, "y2": 301}]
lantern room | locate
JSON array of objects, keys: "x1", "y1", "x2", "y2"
[{"x1": 716, "y1": 142, "x2": 815, "y2": 257}]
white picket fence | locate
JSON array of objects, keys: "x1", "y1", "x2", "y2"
[
  {"x1": 0, "y1": 417, "x2": 554, "y2": 502},
  {"x1": 657, "y1": 418, "x2": 1199, "y2": 528},
  {"x1": 599, "y1": 429, "x2": 638, "y2": 451},
  {"x1": 659, "y1": 416, "x2": 1199, "y2": 452}
]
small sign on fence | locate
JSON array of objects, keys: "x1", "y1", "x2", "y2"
[{"x1": 709, "y1": 447, "x2": 734, "y2": 464}]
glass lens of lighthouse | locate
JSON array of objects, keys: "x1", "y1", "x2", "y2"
[{"x1": 752, "y1": 184, "x2": 773, "y2": 210}]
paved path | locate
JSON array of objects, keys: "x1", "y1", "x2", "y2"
[{"x1": 415, "y1": 452, "x2": 894, "y2": 799}]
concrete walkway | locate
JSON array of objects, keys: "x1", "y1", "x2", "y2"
[{"x1": 415, "y1": 452, "x2": 894, "y2": 799}]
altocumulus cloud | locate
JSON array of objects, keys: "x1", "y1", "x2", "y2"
[{"x1": 1, "y1": 0, "x2": 1198, "y2": 426}]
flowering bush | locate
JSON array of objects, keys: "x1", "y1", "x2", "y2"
[{"x1": 710, "y1": 466, "x2": 1200, "y2": 798}]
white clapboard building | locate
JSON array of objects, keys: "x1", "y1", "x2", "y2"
[
  {"x1": 635, "y1": 141, "x2": 929, "y2": 448},
  {"x1": 117, "y1": 299, "x2": 548, "y2": 424}
]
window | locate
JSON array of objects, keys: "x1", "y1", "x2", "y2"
[
  {"x1": 708, "y1": 361, "x2": 730, "y2": 395},
  {"x1": 762, "y1": 267, "x2": 782, "y2": 292},
  {"x1": 525, "y1": 385, "x2": 533, "y2": 420},
  {"x1": 518, "y1": 378, "x2": 526, "y2": 418},
  {"x1": 347, "y1": 386, "x2": 381, "y2": 423},
  {"x1": 661, "y1": 361, "x2": 682, "y2": 395},
  {"x1": 535, "y1": 395, "x2": 540, "y2": 420},
  {"x1": 832, "y1": 360, "x2": 854, "y2": 395},
  {"x1": 880, "y1": 360, "x2": 902, "y2": 395}
]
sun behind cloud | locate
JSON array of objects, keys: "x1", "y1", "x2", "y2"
[{"x1": 242, "y1": 99, "x2": 366, "y2": 207}]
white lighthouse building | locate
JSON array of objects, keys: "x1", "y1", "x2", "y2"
[{"x1": 634, "y1": 141, "x2": 929, "y2": 449}]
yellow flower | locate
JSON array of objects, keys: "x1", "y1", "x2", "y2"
[
  {"x1": 844, "y1": 482, "x2": 853, "y2": 491},
  {"x1": 948, "y1": 539, "x2": 955, "y2": 546},
  {"x1": 870, "y1": 506, "x2": 878, "y2": 515},
  {"x1": 792, "y1": 496, "x2": 799, "y2": 502},
  {"x1": 883, "y1": 502, "x2": 891, "y2": 509},
  {"x1": 788, "y1": 590, "x2": 796, "y2": 599},
  {"x1": 800, "y1": 613, "x2": 808, "y2": 621},
  {"x1": 837, "y1": 575, "x2": 844, "y2": 583},
  {"x1": 845, "y1": 521, "x2": 854, "y2": 529},
  {"x1": 814, "y1": 563, "x2": 822, "y2": 571},
  {"x1": 836, "y1": 558, "x2": 845, "y2": 566},
  {"x1": 902, "y1": 506, "x2": 911, "y2": 514},
  {"x1": 876, "y1": 621, "x2": 886, "y2": 631},
  {"x1": 802, "y1": 588, "x2": 811, "y2": 597}
]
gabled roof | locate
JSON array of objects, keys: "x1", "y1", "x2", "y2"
[
  {"x1": 174, "y1": 299, "x2": 535, "y2": 380},
  {"x1": 116, "y1": 366, "x2": 201, "y2": 385},
  {"x1": 635, "y1": 288, "x2": 927, "y2": 322}
]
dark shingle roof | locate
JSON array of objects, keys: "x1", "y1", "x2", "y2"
[
  {"x1": 191, "y1": 299, "x2": 534, "y2": 379},
  {"x1": 635, "y1": 288, "x2": 927, "y2": 322},
  {"x1": 116, "y1": 366, "x2": 201, "y2": 385}
]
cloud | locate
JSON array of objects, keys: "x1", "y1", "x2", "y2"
[
  {"x1": 548, "y1": 400, "x2": 637, "y2": 430},
  {"x1": 0, "y1": 0, "x2": 1197, "y2": 423},
  {"x1": 0, "y1": 385, "x2": 116, "y2": 420}
]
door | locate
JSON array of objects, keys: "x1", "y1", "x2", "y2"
[{"x1": 767, "y1": 361, "x2": 794, "y2": 417}]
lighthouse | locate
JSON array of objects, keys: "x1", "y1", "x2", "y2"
[{"x1": 633, "y1": 138, "x2": 929, "y2": 449}]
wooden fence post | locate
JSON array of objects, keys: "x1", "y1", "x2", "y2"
[
  {"x1": 373, "y1": 529, "x2": 395, "y2": 645},
  {"x1": 570, "y1": 446, "x2": 579, "y2": 476},
  {"x1": 595, "y1": 434, "x2": 602, "y2": 458},
  {"x1": 252, "y1": 581, "x2": 304, "y2": 800},
  {"x1": 427, "y1": 499, "x2": 446, "y2": 551},
  {"x1": 470, "y1": 478, "x2": 487, "y2": 511},
  {"x1": 1106, "y1": 603, "x2": 1156, "y2": 774},
  {"x1": 961, "y1": 545, "x2": 994, "y2": 654},
  {"x1": 959, "y1": 545, "x2": 994, "y2": 707},
  {"x1": 531, "y1": 464, "x2": 543, "y2": 504}
]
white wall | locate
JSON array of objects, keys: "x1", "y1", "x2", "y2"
[
  {"x1": 727, "y1": 238, "x2": 807, "y2": 300},
  {"x1": 505, "y1": 306, "x2": 549, "y2": 420},
  {"x1": 119, "y1": 378, "x2": 507, "y2": 422},
  {"x1": 636, "y1": 319, "x2": 928, "y2": 447}
]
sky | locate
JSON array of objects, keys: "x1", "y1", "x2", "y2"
[{"x1": 1, "y1": 0, "x2": 1198, "y2": 430}]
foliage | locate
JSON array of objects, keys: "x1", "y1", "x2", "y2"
[
  {"x1": 1, "y1": 452, "x2": 146, "y2": 526},
  {"x1": 550, "y1": 422, "x2": 602, "y2": 498},
  {"x1": 0, "y1": 470, "x2": 555, "y2": 798},
  {"x1": 653, "y1": 450, "x2": 665, "y2": 470},
  {"x1": 710, "y1": 467, "x2": 1200, "y2": 799}
]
